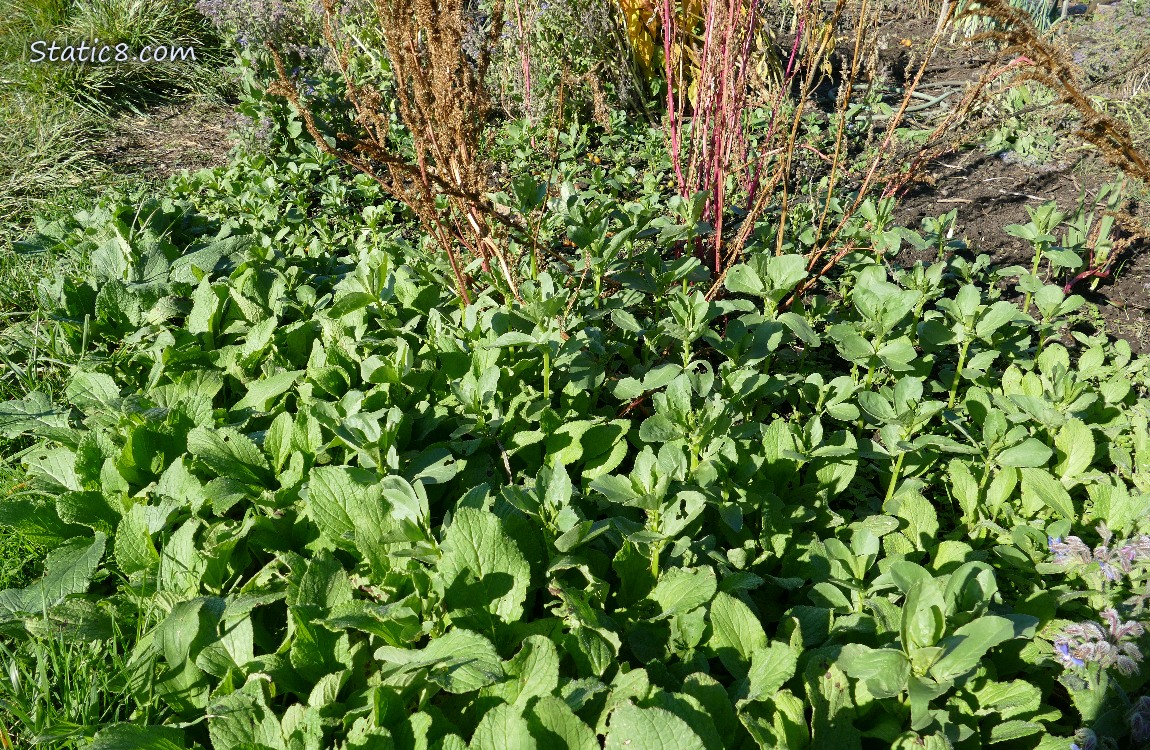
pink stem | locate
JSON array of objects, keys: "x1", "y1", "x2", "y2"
[
  {"x1": 662, "y1": 0, "x2": 686, "y2": 196},
  {"x1": 745, "y1": 3, "x2": 803, "y2": 208},
  {"x1": 514, "y1": 0, "x2": 533, "y2": 125}
]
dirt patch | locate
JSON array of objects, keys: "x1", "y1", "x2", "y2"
[
  {"x1": 876, "y1": 1, "x2": 1150, "y2": 352},
  {"x1": 93, "y1": 100, "x2": 237, "y2": 179}
]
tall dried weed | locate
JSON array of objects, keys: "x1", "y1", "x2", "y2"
[{"x1": 267, "y1": 0, "x2": 522, "y2": 304}]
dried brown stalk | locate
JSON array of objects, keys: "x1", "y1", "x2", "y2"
[
  {"x1": 962, "y1": 0, "x2": 1150, "y2": 182},
  {"x1": 265, "y1": 0, "x2": 524, "y2": 304}
]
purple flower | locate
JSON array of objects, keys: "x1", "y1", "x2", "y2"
[
  {"x1": 1130, "y1": 696, "x2": 1150, "y2": 745},
  {"x1": 1050, "y1": 534, "x2": 1092, "y2": 565},
  {"x1": 1054, "y1": 608, "x2": 1145, "y2": 676},
  {"x1": 1057, "y1": 641, "x2": 1086, "y2": 668},
  {"x1": 1071, "y1": 728, "x2": 1097, "y2": 750},
  {"x1": 1049, "y1": 525, "x2": 1150, "y2": 582}
]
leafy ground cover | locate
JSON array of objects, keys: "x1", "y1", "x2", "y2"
[{"x1": 0, "y1": 0, "x2": 1149, "y2": 748}]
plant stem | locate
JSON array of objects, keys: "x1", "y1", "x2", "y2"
[
  {"x1": 1022, "y1": 242, "x2": 1043, "y2": 313},
  {"x1": 543, "y1": 347, "x2": 551, "y2": 401},
  {"x1": 885, "y1": 451, "x2": 906, "y2": 504},
  {"x1": 948, "y1": 338, "x2": 970, "y2": 409}
]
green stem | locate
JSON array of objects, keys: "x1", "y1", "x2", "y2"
[
  {"x1": 651, "y1": 543, "x2": 661, "y2": 579},
  {"x1": 975, "y1": 464, "x2": 994, "y2": 523},
  {"x1": 947, "y1": 338, "x2": 970, "y2": 409},
  {"x1": 543, "y1": 347, "x2": 551, "y2": 401},
  {"x1": 1022, "y1": 243, "x2": 1043, "y2": 313},
  {"x1": 885, "y1": 451, "x2": 906, "y2": 504}
]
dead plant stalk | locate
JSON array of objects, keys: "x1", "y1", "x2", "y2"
[{"x1": 267, "y1": 0, "x2": 524, "y2": 304}]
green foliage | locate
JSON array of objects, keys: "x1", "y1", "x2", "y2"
[
  {"x1": 1, "y1": 151, "x2": 1149, "y2": 748},
  {"x1": 983, "y1": 82, "x2": 1058, "y2": 163}
]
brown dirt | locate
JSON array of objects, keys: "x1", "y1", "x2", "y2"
[
  {"x1": 93, "y1": 100, "x2": 236, "y2": 179},
  {"x1": 874, "y1": 1, "x2": 1150, "y2": 352}
]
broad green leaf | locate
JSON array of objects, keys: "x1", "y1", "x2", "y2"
[
  {"x1": 948, "y1": 460, "x2": 979, "y2": 520},
  {"x1": 885, "y1": 490, "x2": 938, "y2": 552},
  {"x1": 545, "y1": 423, "x2": 594, "y2": 465},
  {"x1": 328, "y1": 291, "x2": 379, "y2": 318},
  {"x1": 605, "y1": 702, "x2": 705, "y2": 750},
  {"x1": 66, "y1": 372, "x2": 121, "y2": 412},
  {"x1": 995, "y1": 439, "x2": 1052, "y2": 468},
  {"x1": 470, "y1": 703, "x2": 537, "y2": 750},
  {"x1": 233, "y1": 369, "x2": 304, "y2": 412},
  {"x1": 805, "y1": 661, "x2": 861, "y2": 748},
  {"x1": 187, "y1": 426, "x2": 272, "y2": 486},
  {"x1": 169, "y1": 234, "x2": 253, "y2": 284},
  {"x1": 306, "y1": 466, "x2": 382, "y2": 551},
  {"x1": 57, "y1": 490, "x2": 121, "y2": 531},
  {"x1": 989, "y1": 720, "x2": 1044, "y2": 743},
  {"x1": 837, "y1": 645, "x2": 909, "y2": 698},
  {"x1": 1053, "y1": 419, "x2": 1094, "y2": 483},
  {"x1": 929, "y1": 615, "x2": 1027, "y2": 682},
  {"x1": 527, "y1": 695, "x2": 598, "y2": 750},
  {"x1": 0, "y1": 495, "x2": 87, "y2": 548},
  {"x1": 88, "y1": 724, "x2": 186, "y2": 750},
  {"x1": 196, "y1": 615, "x2": 255, "y2": 678},
  {"x1": 436, "y1": 508, "x2": 531, "y2": 627},
  {"x1": 264, "y1": 412, "x2": 293, "y2": 472},
  {"x1": 23, "y1": 448, "x2": 81, "y2": 492},
  {"x1": 649, "y1": 567, "x2": 717, "y2": 619},
  {"x1": 324, "y1": 600, "x2": 421, "y2": 646},
  {"x1": 973, "y1": 679, "x2": 1042, "y2": 719},
  {"x1": 943, "y1": 562, "x2": 997, "y2": 618},
  {"x1": 1020, "y1": 468, "x2": 1075, "y2": 520},
  {"x1": 740, "y1": 687, "x2": 809, "y2": 750},
  {"x1": 724, "y1": 263, "x2": 766, "y2": 297},
  {"x1": 746, "y1": 641, "x2": 798, "y2": 701},
  {"x1": 682, "y1": 673, "x2": 740, "y2": 747},
  {"x1": 889, "y1": 561, "x2": 945, "y2": 651},
  {"x1": 708, "y1": 592, "x2": 767, "y2": 676},
  {"x1": 0, "y1": 391, "x2": 69, "y2": 438},
  {"x1": 187, "y1": 278, "x2": 222, "y2": 334},
  {"x1": 291, "y1": 552, "x2": 353, "y2": 617},
  {"x1": 158, "y1": 519, "x2": 205, "y2": 597},
  {"x1": 374, "y1": 628, "x2": 505, "y2": 694},
  {"x1": 154, "y1": 598, "x2": 221, "y2": 712},
  {"x1": 652, "y1": 691, "x2": 724, "y2": 749},
  {"x1": 484, "y1": 635, "x2": 560, "y2": 706},
  {"x1": 2, "y1": 532, "x2": 107, "y2": 616},
  {"x1": 563, "y1": 627, "x2": 617, "y2": 678},
  {"x1": 114, "y1": 504, "x2": 159, "y2": 575},
  {"x1": 207, "y1": 677, "x2": 286, "y2": 750}
]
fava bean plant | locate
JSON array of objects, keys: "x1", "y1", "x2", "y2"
[{"x1": 1, "y1": 136, "x2": 1150, "y2": 750}]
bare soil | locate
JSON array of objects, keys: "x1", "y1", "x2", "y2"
[
  {"x1": 879, "y1": 0, "x2": 1150, "y2": 351},
  {"x1": 93, "y1": 100, "x2": 236, "y2": 179}
]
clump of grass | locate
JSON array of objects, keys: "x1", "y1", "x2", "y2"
[
  {"x1": 0, "y1": 0, "x2": 231, "y2": 237},
  {"x1": 0, "y1": 623, "x2": 149, "y2": 748},
  {"x1": 0, "y1": 94, "x2": 105, "y2": 235},
  {"x1": 0, "y1": 517, "x2": 41, "y2": 592},
  {"x1": 1, "y1": 0, "x2": 230, "y2": 114}
]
